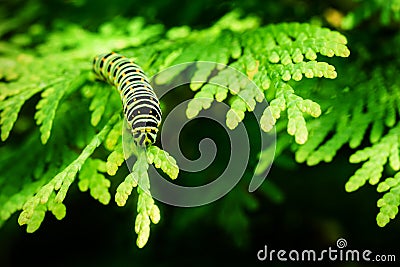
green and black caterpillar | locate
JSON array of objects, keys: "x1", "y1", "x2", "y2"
[{"x1": 93, "y1": 52, "x2": 162, "y2": 146}]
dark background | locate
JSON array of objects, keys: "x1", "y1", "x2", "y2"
[{"x1": 1, "y1": 0, "x2": 399, "y2": 266}]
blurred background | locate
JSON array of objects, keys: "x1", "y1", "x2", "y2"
[{"x1": 1, "y1": 0, "x2": 400, "y2": 266}]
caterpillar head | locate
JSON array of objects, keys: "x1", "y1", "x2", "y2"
[{"x1": 133, "y1": 128, "x2": 158, "y2": 147}]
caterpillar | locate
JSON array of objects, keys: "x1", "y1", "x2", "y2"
[{"x1": 93, "y1": 52, "x2": 161, "y2": 147}]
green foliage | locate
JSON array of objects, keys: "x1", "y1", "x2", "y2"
[
  {"x1": 294, "y1": 66, "x2": 399, "y2": 166},
  {"x1": 241, "y1": 1, "x2": 400, "y2": 229},
  {"x1": 78, "y1": 158, "x2": 111, "y2": 205},
  {"x1": 342, "y1": 0, "x2": 400, "y2": 29},
  {"x1": 184, "y1": 21, "x2": 349, "y2": 144},
  {"x1": 2, "y1": 0, "x2": 400, "y2": 250},
  {"x1": 147, "y1": 146, "x2": 179, "y2": 180},
  {"x1": 0, "y1": 15, "x2": 174, "y2": 246},
  {"x1": 346, "y1": 123, "x2": 400, "y2": 192},
  {"x1": 115, "y1": 146, "x2": 177, "y2": 247},
  {"x1": 0, "y1": 8, "x2": 350, "y2": 245},
  {"x1": 0, "y1": 0, "x2": 42, "y2": 39},
  {"x1": 17, "y1": 114, "x2": 118, "y2": 232},
  {"x1": 377, "y1": 173, "x2": 400, "y2": 227},
  {"x1": 276, "y1": 62, "x2": 400, "y2": 227}
]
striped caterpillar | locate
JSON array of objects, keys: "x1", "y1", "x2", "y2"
[{"x1": 93, "y1": 52, "x2": 161, "y2": 146}]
